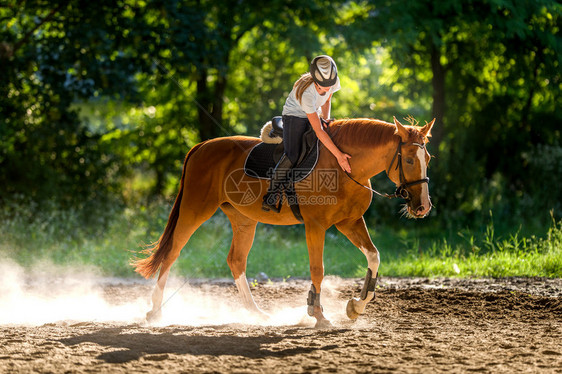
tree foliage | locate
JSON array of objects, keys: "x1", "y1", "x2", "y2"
[{"x1": 0, "y1": 0, "x2": 148, "y2": 217}]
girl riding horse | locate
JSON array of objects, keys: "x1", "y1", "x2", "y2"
[{"x1": 262, "y1": 55, "x2": 352, "y2": 212}]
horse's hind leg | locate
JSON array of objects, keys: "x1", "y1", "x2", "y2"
[
  {"x1": 335, "y1": 217, "x2": 380, "y2": 320},
  {"x1": 147, "y1": 201, "x2": 217, "y2": 322},
  {"x1": 220, "y1": 204, "x2": 266, "y2": 317}
]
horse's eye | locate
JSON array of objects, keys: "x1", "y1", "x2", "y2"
[{"x1": 406, "y1": 158, "x2": 414, "y2": 165}]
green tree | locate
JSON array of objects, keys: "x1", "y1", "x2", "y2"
[
  {"x1": 0, "y1": 0, "x2": 151, "y2": 216},
  {"x1": 142, "y1": 0, "x2": 343, "y2": 140},
  {"x1": 343, "y1": 0, "x2": 561, "y2": 223}
]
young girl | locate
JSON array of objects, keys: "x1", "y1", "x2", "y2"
[{"x1": 262, "y1": 55, "x2": 352, "y2": 212}]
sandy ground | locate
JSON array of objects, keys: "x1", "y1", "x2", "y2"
[{"x1": 0, "y1": 277, "x2": 561, "y2": 373}]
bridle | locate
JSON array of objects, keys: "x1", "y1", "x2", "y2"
[{"x1": 345, "y1": 141, "x2": 429, "y2": 201}]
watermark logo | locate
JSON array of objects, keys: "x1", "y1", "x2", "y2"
[
  {"x1": 285, "y1": 193, "x2": 338, "y2": 206},
  {"x1": 224, "y1": 169, "x2": 263, "y2": 206},
  {"x1": 224, "y1": 168, "x2": 340, "y2": 206},
  {"x1": 297, "y1": 169, "x2": 338, "y2": 193}
]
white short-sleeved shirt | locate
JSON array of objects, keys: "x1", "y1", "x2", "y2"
[{"x1": 282, "y1": 77, "x2": 341, "y2": 118}]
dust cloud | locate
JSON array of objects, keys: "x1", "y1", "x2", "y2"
[
  {"x1": 0, "y1": 259, "x2": 145, "y2": 326},
  {"x1": 0, "y1": 260, "x2": 351, "y2": 327}
]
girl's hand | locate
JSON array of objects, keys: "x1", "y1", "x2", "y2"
[{"x1": 337, "y1": 153, "x2": 352, "y2": 173}]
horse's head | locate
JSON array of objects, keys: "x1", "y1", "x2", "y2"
[{"x1": 389, "y1": 117, "x2": 435, "y2": 219}]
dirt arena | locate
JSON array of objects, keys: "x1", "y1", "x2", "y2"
[{"x1": 1, "y1": 277, "x2": 561, "y2": 373}]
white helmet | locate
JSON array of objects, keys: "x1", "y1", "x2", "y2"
[{"x1": 310, "y1": 55, "x2": 338, "y2": 87}]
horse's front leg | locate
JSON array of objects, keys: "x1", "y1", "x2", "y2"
[
  {"x1": 305, "y1": 222, "x2": 331, "y2": 328},
  {"x1": 336, "y1": 217, "x2": 380, "y2": 319}
]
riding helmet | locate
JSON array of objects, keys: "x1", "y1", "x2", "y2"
[{"x1": 310, "y1": 55, "x2": 338, "y2": 87}]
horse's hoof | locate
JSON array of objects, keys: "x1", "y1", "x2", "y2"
[
  {"x1": 346, "y1": 299, "x2": 360, "y2": 320},
  {"x1": 146, "y1": 309, "x2": 162, "y2": 323},
  {"x1": 315, "y1": 318, "x2": 333, "y2": 329}
]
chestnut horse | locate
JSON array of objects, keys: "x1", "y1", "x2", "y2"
[{"x1": 134, "y1": 117, "x2": 434, "y2": 327}]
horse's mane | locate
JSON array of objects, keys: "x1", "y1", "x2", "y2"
[
  {"x1": 328, "y1": 118, "x2": 425, "y2": 148},
  {"x1": 328, "y1": 118, "x2": 396, "y2": 148}
]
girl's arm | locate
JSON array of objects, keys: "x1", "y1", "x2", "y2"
[
  {"x1": 306, "y1": 112, "x2": 351, "y2": 173},
  {"x1": 320, "y1": 93, "x2": 332, "y2": 120}
]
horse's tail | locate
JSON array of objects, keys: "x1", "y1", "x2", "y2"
[{"x1": 132, "y1": 142, "x2": 205, "y2": 279}]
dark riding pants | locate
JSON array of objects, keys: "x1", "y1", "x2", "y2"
[{"x1": 282, "y1": 115, "x2": 310, "y2": 165}]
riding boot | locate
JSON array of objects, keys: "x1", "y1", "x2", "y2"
[{"x1": 262, "y1": 154, "x2": 293, "y2": 212}]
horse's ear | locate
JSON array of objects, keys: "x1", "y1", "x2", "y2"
[
  {"x1": 420, "y1": 118, "x2": 435, "y2": 139},
  {"x1": 393, "y1": 116, "x2": 409, "y2": 141}
]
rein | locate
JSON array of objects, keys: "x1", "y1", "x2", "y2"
[{"x1": 344, "y1": 141, "x2": 429, "y2": 201}]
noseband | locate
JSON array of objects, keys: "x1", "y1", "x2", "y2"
[
  {"x1": 345, "y1": 141, "x2": 429, "y2": 201},
  {"x1": 387, "y1": 141, "x2": 429, "y2": 201}
]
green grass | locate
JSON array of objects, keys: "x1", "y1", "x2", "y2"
[
  {"x1": 383, "y1": 215, "x2": 562, "y2": 278},
  {"x1": 1, "y1": 200, "x2": 561, "y2": 279}
]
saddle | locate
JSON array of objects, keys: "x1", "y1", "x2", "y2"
[
  {"x1": 244, "y1": 117, "x2": 320, "y2": 222},
  {"x1": 244, "y1": 116, "x2": 319, "y2": 183},
  {"x1": 269, "y1": 116, "x2": 284, "y2": 138}
]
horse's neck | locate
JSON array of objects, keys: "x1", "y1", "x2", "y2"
[
  {"x1": 333, "y1": 123, "x2": 398, "y2": 182},
  {"x1": 354, "y1": 141, "x2": 396, "y2": 182}
]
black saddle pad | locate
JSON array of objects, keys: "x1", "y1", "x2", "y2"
[{"x1": 244, "y1": 129, "x2": 319, "y2": 183}]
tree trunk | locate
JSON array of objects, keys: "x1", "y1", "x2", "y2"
[
  {"x1": 196, "y1": 71, "x2": 228, "y2": 141},
  {"x1": 430, "y1": 44, "x2": 446, "y2": 149},
  {"x1": 196, "y1": 70, "x2": 214, "y2": 141}
]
